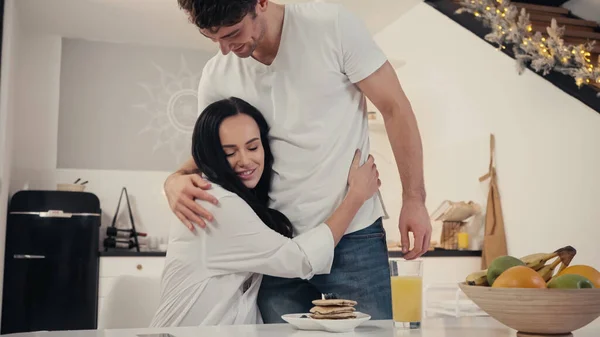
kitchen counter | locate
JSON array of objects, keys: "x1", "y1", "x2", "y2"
[
  {"x1": 99, "y1": 250, "x2": 167, "y2": 257},
  {"x1": 97, "y1": 248, "x2": 481, "y2": 258},
  {"x1": 388, "y1": 247, "x2": 482, "y2": 258},
  {"x1": 5, "y1": 317, "x2": 600, "y2": 337}
]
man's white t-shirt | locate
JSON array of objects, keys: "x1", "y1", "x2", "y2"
[{"x1": 197, "y1": 3, "x2": 388, "y2": 235}]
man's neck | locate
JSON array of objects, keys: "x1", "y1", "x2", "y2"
[{"x1": 251, "y1": 3, "x2": 285, "y2": 66}]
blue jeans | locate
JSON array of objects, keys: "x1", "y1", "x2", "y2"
[{"x1": 257, "y1": 218, "x2": 392, "y2": 323}]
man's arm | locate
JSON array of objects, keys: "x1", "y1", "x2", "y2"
[
  {"x1": 171, "y1": 156, "x2": 199, "y2": 176},
  {"x1": 335, "y1": 5, "x2": 431, "y2": 259},
  {"x1": 164, "y1": 156, "x2": 218, "y2": 231},
  {"x1": 356, "y1": 61, "x2": 425, "y2": 201},
  {"x1": 355, "y1": 61, "x2": 432, "y2": 259}
]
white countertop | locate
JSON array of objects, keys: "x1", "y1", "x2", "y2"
[{"x1": 4, "y1": 317, "x2": 600, "y2": 337}]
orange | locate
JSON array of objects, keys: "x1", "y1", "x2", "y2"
[
  {"x1": 557, "y1": 265, "x2": 600, "y2": 288},
  {"x1": 491, "y1": 265, "x2": 547, "y2": 288}
]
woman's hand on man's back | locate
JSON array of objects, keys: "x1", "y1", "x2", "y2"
[
  {"x1": 347, "y1": 149, "x2": 381, "y2": 203},
  {"x1": 164, "y1": 172, "x2": 219, "y2": 231}
]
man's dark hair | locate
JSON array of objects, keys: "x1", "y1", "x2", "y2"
[{"x1": 177, "y1": 0, "x2": 257, "y2": 31}]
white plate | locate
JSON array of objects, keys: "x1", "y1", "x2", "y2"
[{"x1": 282, "y1": 312, "x2": 371, "y2": 333}]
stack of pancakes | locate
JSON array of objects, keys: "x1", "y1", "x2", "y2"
[{"x1": 309, "y1": 298, "x2": 358, "y2": 320}]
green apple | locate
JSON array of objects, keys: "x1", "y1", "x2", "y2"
[
  {"x1": 487, "y1": 256, "x2": 526, "y2": 286},
  {"x1": 548, "y1": 274, "x2": 594, "y2": 289}
]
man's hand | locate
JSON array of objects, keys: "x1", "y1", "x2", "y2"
[
  {"x1": 164, "y1": 172, "x2": 219, "y2": 231},
  {"x1": 399, "y1": 199, "x2": 432, "y2": 260}
]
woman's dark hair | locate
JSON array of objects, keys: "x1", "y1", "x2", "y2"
[{"x1": 192, "y1": 97, "x2": 293, "y2": 238}]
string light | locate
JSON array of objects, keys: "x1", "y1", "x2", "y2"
[{"x1": 457, "y1": 0, "x2": 600, "y2": 94}]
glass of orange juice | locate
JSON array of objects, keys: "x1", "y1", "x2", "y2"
[{"x1": 389, "y1": 258, "x2": 423, "y2": 329}]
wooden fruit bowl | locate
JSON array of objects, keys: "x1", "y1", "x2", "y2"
[{"x1": 459, "y1": 282, "x2": 600, "y2": 337}]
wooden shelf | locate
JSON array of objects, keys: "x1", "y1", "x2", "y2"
[
  {"x1": 387, "y1": 247, "x2": 483, "y2": 258},
  {"x1": 513, "y1": 2, "x2": 570, "y2": 15},
  {"x1": 557, "y1": 29, "x2": 600, "y2": 41},
  {"x1": 529, "y1": 14, "x2": 598, "y2": 29}
]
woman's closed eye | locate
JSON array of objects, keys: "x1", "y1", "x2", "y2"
[{"x1": 248, "y1": 147, "x2": 258, "y2": 151}]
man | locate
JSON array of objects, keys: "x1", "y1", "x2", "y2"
[{"x1": 164, "y1": 0, "x2": 431, "y2": 323}]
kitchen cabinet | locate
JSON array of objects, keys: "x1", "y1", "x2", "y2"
[{"x1": 97, "y1": 256, "x2": 165, "y2": 329}]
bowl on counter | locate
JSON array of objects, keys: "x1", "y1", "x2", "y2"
[{"x1": 459, "y1": 282, "x2": 600, "y2": 336}]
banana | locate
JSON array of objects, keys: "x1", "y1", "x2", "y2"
[
  {"x1": 530, "y1": 261, "x2": 548, "y2": 271},
  {"x1": 537, "y1": 257, "x2": 562, "y2": 282},
  {"x1": 556, "y1": 245, "x2": 577, "y2": 274},
  {"x1": 465, "y1": 246, "x2": 577, "y2": 287},
  {"x1": 519, "y1": 246, "x2": 577, "y2": 271},
  {"x1": 520, "y1": 252, "x2": 557, "y2": 270},
  {"x1": 466, "y1": 270, "x2": 488, "y2": 286}
]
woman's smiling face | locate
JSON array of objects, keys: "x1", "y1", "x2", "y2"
[{"x1": 219, "y1": 113, "x2": 265, "y2": 189}]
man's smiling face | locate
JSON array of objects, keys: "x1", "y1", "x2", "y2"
[{"x1": 199, "y1": 10, "x2": 266, "y2": 58}]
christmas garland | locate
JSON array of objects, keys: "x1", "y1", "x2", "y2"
[{"x1": 455, "y1": 0, "x2": 600, "y2": 97}]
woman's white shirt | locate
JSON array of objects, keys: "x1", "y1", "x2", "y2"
[{"x1": 149, "y1": 183, "x2": 335, "y2": 327}]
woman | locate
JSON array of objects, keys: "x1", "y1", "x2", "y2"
[{"x1": 150, "y1": 97, "x2": 380, "y2": 327}]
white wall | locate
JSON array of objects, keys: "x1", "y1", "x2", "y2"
[
  {"x1": 373, "y1": 3, "x2": 600, "y2": 266},
  {"x1": 563, "y1": 0, "x2": 600, "y2": 23},
  {"x1": 56, "y1": 38, "x2": 214, "y2": 172},
  {"x1": 8, "y1": 35, "x2": 194, "y2": 243},
  {"x1": 11, "y1": 33, "x2": 62, "y2": 170},
  {"x1": 0, "y1": 0, "x2": 22, "y2": 325}
]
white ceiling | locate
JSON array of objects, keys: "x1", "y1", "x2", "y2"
[{"x1": 15, "y1": 0, "x2": 423, "y2": 51}]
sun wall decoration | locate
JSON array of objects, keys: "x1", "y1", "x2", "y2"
[{"x1": 133, "y1": 55, "x2": 202, "y2": 163}]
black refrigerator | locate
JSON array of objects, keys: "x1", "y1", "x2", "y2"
[{"x1": 1, "y1": 190, "x2": 101, "y2": 334}]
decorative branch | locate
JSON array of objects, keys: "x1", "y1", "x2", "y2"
[{"x1": 456, "y1": 0, "x2": 600, "y2": 97}]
